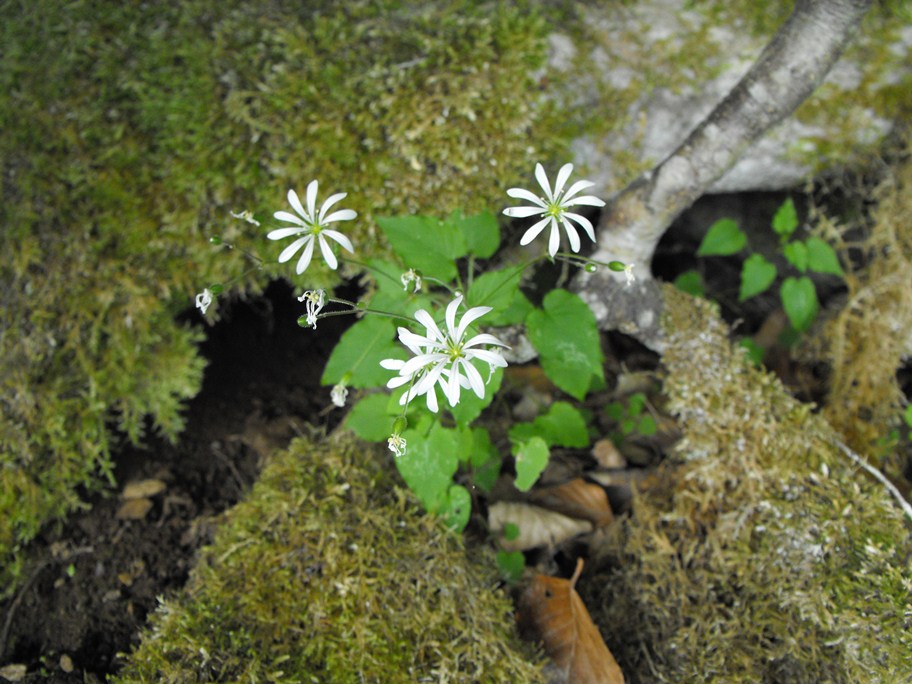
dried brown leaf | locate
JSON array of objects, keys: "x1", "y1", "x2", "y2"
[
  {"x1": 529, "y1": 478, "x2": 615, "y2": 527},
  {"x1": 518, "y1": 559, "x2": 625, "y2": 684},
  {"x1": 488, "y1": 501, "x2": 591, "y2": 552},
  {"x1": 121, "y1": 478, "x2": 167, "y2": 500}
]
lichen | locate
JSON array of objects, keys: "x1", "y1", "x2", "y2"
[
  {"x1": 116, "y1": 434, "x2": 545, "y2": 683},
  {"x1": 584, "y1": 286, "x2": 912, "y2": 683}
]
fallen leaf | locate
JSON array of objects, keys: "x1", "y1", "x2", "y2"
[
  {"x1": 121, "y1": 478, "x2": 167, "y2": 500},
  {"x1": 591, "y1": 438, "x2": 626, "y2": 469},
  {"x1": 116, "y1": 498, "x2": 153, "y2": 520},
  {"x1": 518, "y1": 559, "x2": 625, "y2": 684},
  {"x1": 529, "y1": 478, "x2": 615, "y2": 528},
  {"x1": 489, "y1": 501, "x2": 591, "y2": 552},
  {"x1": 0, "y1": 664, "x2": 27, "y2": 682}
]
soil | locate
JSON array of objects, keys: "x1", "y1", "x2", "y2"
[{"x1": 0, "y1": 280, "x2": 353, "y2": 683}]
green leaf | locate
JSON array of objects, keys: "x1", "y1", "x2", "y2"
[
  {"x1": 448, "y1": 210, "x2": 500, "y2": 259},
  {"x1": 509, "y1": 401, "x2": 590, "y2": 448},
  {"x1": 513, "y1": 437, "x2": 549, "y2": 492},
  {"x1": 526, "y1": 289, "x2": 604, "y2": 400},
  {"x1": 673, "y1": 270, "x2": 705, "y2": 297},
  {"x1": 496, "y1": 550, "x2": 526, "y2": 584},
  {"x1": 346, "y1": 394, "x2": 397, "y2": 442},
  {"x1": 739, "y1": 338, "x2": 765, "y2": 366},
  {"x1": 469, "y1": 428, "x2": 502, "y2": 493},
  {"x1": 636, "y1": 414, "x2": 657, "y2": 436},
  {"x1": 502, "y1": 522, "x2": 520, "y2": 541},
  {"x1": 396, "y1": 423, "x2": 460, "y2": 513},
  {"x1": 376, "y1": 215, "x2": 464, "y2": 281},
  {"x1": 696, "y1": 218, "x2": 746, "y2": 256},
  {"x1": 806, "y1": 237, "x2": 844, "y2": 276},
  {"x1": 739, "y1": 253, "x2": 777, "y2": 301},
  {"x1": 780, "y1": 276, "x2": 819, "y2": 332},
  {"x1": 441, "y1": 484, "x2": 471, "y2": 532},
  {"x1": 783, "y1": 241, "x2": 809, "y2": 273},
  {"x1": 322, "y1": 316, "x2": 404, "y2": 388},
  {"x1": 772, "y1": 197, "x2": 798, "y2": 239},
  {"x1": 903, "y1": 405, "x2": 912, "y2": 429},
  {"x1": 447, "y1": 365, "x2": 504, "y2": 426},
  {"x1": 466, "y1": 266, "x2": 530, "y2": 325}
]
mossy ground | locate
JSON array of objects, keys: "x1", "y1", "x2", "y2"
[{"x1": 116, "y1": 434, "x2": 545, "y2": 683}]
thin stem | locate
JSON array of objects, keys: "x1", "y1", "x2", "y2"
[{"x1": 829, "y1": 437, "x2": 912, "y2": 523}]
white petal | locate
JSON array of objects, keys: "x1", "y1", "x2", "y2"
[
  {"x1": 322, "y1": 229, "x2": 354, "y2": 253},
  {"x1": 399, "y1": 328, "x2": 440, "y2": 353},
  {"x1": 287, "y1": 189, "x2": 307, "y2": 218},
  {"x1": 503, "y1": 206, "x2": 544, "y2": 219},
  {"x1": 278, "y1": 236, "x2": 309, "y2": 262},
  {"x1": 380, "y1": 358, "x2": 405, "y2": 370},
  {"x1": 562, "y1": 220, "x2": 581, "y2": 253},
  {"x1": 463, "y1": 333, "x2": 509, "y2": 349},
  {"x1": 548, "y1": 221, "x2": 561, "y2": 257},
  {"x1": 295, "y1": 237, "x2": 316, "y2": 274},
  {"x1": 561, "y1": 179, "x2": 595, "y2": 202},
  {"x1": 444, "y1": 367, "x2": 462, "y2": 406},
  {"x1": 563, "y1": 212, "x2": 596, "y2": 242},
  {"x1": 506, "y1": 188, "x2": 547, "y2": 206},
  {"x1": 534, "y1": 163, "x2": 553, "y2": 201},
  {"x1": 462, "y1": 359, "x2": 486, "y2": 398},
  {"x1": 519, "y1": 217, "x2": 551, "y2": 246},
  {"x1": 425, "y1": 385, "x2": 439, "y2": 413},
  {"x1": 445, "y1": 296, "x2": 463, "y2": 339},
  {"x1": 318, "y1": 192, "x2": 347, "y2": 222},
  {"x1": 455, "y1": 305, "x2": 492, "y2": 341},
  {"x1": 305, "y1": 180, "x2": 319, "y2": 217},
  {"x1": 323, "y1": 209, "x2": 357, "y2": 224},
  {"x1": 273, "y1": 211, "x2": 308, "y2": 227},
  {"x1": 318, "y1": 234, "x2": 338, "y2": 270},
  {"x1": 563, "y1": 194, "x2": 606, "y2": 208},
  {"x1": 466, "y1": 348, "x2": 508, "y2": 367},
  {"x1": 553, "y1": 163, "x2": 573, "y2": 198},
  {"x1": 387, "y1": 375, "x2": 411, "y2": 389},
  {"x1": 415, "y1": 309, "x2": 444, "y2": 343},
  {"x1": 268, "y1": 226, "x2": 305, "y2": 240},
  {"x1": 400, "y1": 353, "x2": 444, "y2": 377}
]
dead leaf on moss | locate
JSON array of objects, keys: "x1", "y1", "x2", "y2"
[
  {"x1": 591, "y1": 439, "x2": 627, "y2": 469},
  {"x1": 518, "y1": 559, "x2": 625, "y2": 684},
  {"x1": 116, "y1": 498, "x2": 153, "y2": 520},
  {"x1": 489, "y1": 501, "x2": 591, "y2": 552},
  {"x1": 121, "y1": 478, "x2": 167, "y2": 500},
  {"x1": 529, "y1": 478, "x2": 615, "y2": 527}
]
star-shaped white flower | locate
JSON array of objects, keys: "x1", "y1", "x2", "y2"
[
  {"x1": 380, "y1": 295, "x2": 509, "y2": 413},
  {"x1": 503, "y1": 162, "x2": 605, "y2": 258},
  {"x1": 268, "y1": 181, "x2": 356, "y2": 274},
  {"x1": 388, "y1": 433, "x2": 407, "y2": 457},
  {"x1": 195, "y1": 288, "x2": 213, "y2": 315}
]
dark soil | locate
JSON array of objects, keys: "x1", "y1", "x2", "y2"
[{"x1": 0, "y1": 280, "x2": 352, "y2": 683}]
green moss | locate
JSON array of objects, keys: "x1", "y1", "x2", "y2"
[
  {"x1": 0, "y1": 0, "x2": 564, "y2": 594},
  {"x1": 585, "y1": 288, "x2": 912, "y2": 682},
  {"x1": 117, "y1": 434, "x2": 544, "y2": 682}
]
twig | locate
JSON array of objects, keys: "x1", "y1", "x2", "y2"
[{"x1": 830, "y1": 437, "x2": 912, "y2": 523}]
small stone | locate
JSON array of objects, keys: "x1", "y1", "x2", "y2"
[
  {"x1": 116, "y1": 498, "x2": 153, "y2": 520},
  {"x1": 121, "y1": 478, "x2": 166, "y2": 500},
  {"x1": 59, "y1": 654, "x2": 74, "y2": 673}
]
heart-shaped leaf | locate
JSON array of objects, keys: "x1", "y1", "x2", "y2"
[{"x1": 739, "y1": 253, "x2": 777, "y2": 301}]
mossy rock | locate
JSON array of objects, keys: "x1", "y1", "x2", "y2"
[
  {"x1": 585, "y1": 287, "x2": 912, "y2": 683},
  {"x1": 0, "y1": 0, "x2": 564, "y2": 593},
  {"x1": 116, "y1": 434, "x2": 544, "y2": 683}
]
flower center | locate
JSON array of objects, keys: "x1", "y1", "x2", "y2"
[{"x1": 545, "y1": 199, "x2": 563, "y2": 218}]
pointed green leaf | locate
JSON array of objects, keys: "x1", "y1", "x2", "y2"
[
  {"x1": 448, "y1": 210, "x2": 500, "y2": 259},
  {"x1": 513, "y1": 437, "x2": 549, "y2": 492},
  {"x1": 697, "y1": 218, "x2": 746, "y2": 256},
  {"x1": 396, "y1": 423, "x2": 460, "y2": 513},
  {"x1": 508, "y1": 401, "x2": 589, "y2": 448},
  {"x1": 783, "y1": 241, "x2": 809, "y2": 272},
  {"x1": 469, "y1": 428, "x2": 502, "y2": 493},
  {"x1": 346, "y1": 394, "x2": 397, "y2": 442},
  {"x1": 376, "y1": 215, "x2": 464, "y2": 280},
  {"x1": 772, "y1": 197, "x2": 798, "y2": 239},
  {"x1": 673, "y1": 269, "x2": 705, "y2": 297},
  {"x1": 441, "y1": 484, "x2": 472, "y2": 532},
  {"x1": 466, "y1": 266, "x2": 530, "y2": 325},
  {"x1": 739, "y1": 253, "x2": 777, "y2": 301},
  {"x1": 781, "y1": 276, "x2": 819, "y2": 332},
  {"x1": 806, "y1": 237, "x2": 844, "y2": 276},
  {"x1": 526, "y1": 289, "x2": 604, "y2": 400},
  {"x1": 322, "y1": 316, "x2": 404, "y2": 388}
]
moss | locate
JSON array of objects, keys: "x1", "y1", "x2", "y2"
[
  {"x1": 116, "y1": 434, "x2": 544, "y2": 683},
  {"x1": 0, "y1": 0, "x2": 564, "y2": 594},
  {"x1": 585, "y1": 287, "x2": 912, "y2": 683}
]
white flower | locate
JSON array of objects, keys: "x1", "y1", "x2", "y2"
[
  {"x1": 230, "y1": 209, "x2": 260, "y2": 226},
  {"x1": 388, "y1": 434, "x2": 407, "y2": 458},
  {"x1": 380, "y1": 295, "x2": 509, "y2": 413},
  {"x1": 503, "y1": 162, "x2": 606, "y2": 258},
  {"x1": 195, "y1": 288, "x2": 213, "y2": 315},
  {"x1": 298, "y1": 289, "x2": 326, "y2": 329},
  {"x1": 268, "y1": 181, "x2": 356, "y2": 274},
  {"x1": 330, "y1": 382, "x2": 349, "y2": 408},
  {"x1": 624, "y1": 263, "x2": 636, "y2": 287},
  {"x1": 400, "y1": 268, "x2": 422, "y2": 293}
]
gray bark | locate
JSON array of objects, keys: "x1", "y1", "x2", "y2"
[{"x1": 573, "y1": 0, "x2": 873, "y2": 352}]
